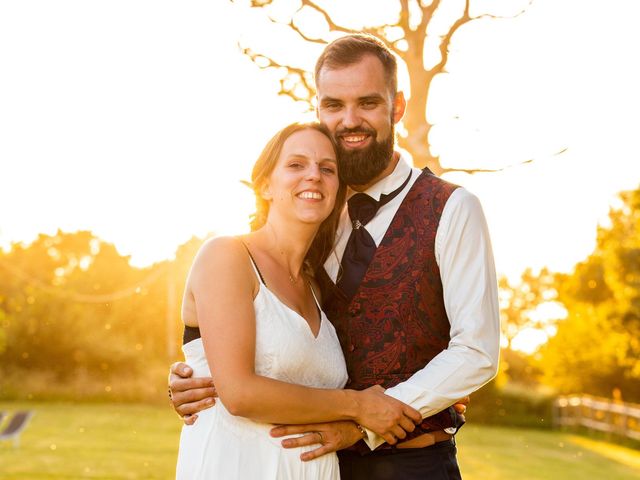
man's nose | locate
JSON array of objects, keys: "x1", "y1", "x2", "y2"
[{"x1": 341, "y1": 106, "x2": 361, "y2": 129}]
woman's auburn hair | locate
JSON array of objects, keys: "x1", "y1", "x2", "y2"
[{"x1": 248, "y1": 122, "x2": 347, "y2": 273}]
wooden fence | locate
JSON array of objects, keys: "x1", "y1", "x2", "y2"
[{"x1": 553, "y1": 394, "x2": 640, "y2": 441}]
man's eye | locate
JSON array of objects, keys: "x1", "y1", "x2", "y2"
[
  {"x1": 324, "y1": 103, "x2": 341, "y2": 110},
  {"x1": 361, "y1": 101, "x2": 377, "y2": 109}
]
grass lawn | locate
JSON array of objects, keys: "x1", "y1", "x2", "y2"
[
  {"x1": 457, "y1": 424, "x2": 640, "y2": 479},
  {"x1": 1, "y1": 401, "x2": 639, "y2": 479}
]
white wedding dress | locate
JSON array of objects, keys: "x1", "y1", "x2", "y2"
[{"x1": 176, "y1": 259, "x2": 348, "y2": 479}]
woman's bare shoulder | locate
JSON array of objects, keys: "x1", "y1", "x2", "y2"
[
  {"x1": 188, "y1": 236, "x2": 252, "y2": 284},
  {"x1": 193, "y1": 235, "x2": 246, "y2": 264}
]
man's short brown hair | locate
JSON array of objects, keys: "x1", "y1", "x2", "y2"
[{"x1": 314, "y1": 33, "x2": 398, "y2": 96}]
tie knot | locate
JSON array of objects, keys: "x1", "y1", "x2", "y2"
[{"x1": 348, "y1": 193, "x2": 378, "y2": 228}]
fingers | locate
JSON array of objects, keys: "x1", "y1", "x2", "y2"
[
  {"x1": 392, "y1": 425, "x2": 408, "y2": 441},
  {"x1": 170, "y1": 362, "x2": 193, "y2": 378},
  {"x1": 183, "y1": 414, "x2": 198, "y2": 426},
  {"x1": 170, "y1": 376, "x2": 215, "y2": 394},
  {"x1": 171, "y1": 384, "x2": 216, "y2": 404},
  {"x1": 270, "y1": 424, "x2": 312, "y2": 438},
  {"x1": 453, "y1": 403, "x2": 467, "y2": 414},
  {"x1": 174, "y1": 395, "x2": 216, "y2": 417},
  {"x1": 280, "y1": 433, "x2": 320, "y2": 449},
  {"x1": 399, "y1": 415, "x2": 417, "y2": 434},
  {"x1": 382, "y1": 432, "x2": 398, "y2": 445},
  {"x1": 403, "y1": 405, "x2": 422, "y2": 424},
  {"x1": 453, "y1": 395, "x2": 470, "y2": 414},
  {"x1": 301, "y1": 445, "x2": 335, "y2": 462}
]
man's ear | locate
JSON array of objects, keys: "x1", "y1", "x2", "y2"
[
  {"x1": 315, "y1": 96, "x2": 320, "y2": 120},
  {"x1": 392, "y1": 91, "x2": 406, "y2": 124}
]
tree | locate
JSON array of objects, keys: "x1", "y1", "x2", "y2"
[
  {"x1": 498, "y1": 267, "x2": 561, "y2": 351},
  {"x1": 233, "y1": 0, "x2": 543, "y2": 174},
  {"x1": 0, "y1": 230, "x2": 212, "y2": 401},
  {"x1": 0, "y1": 310, "x2": 6, "y2": 356},
  {"x1": 539, "y1": 187, "x2": 640, "y2": 401}
]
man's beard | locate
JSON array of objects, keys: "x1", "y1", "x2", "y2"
[{"x1": 335, "y1": 125, "x2": 394, "y2": 186}]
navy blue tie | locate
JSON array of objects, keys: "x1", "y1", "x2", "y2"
[{"x1": 337, "y1": 173, "x2": 411, "y2": 299}]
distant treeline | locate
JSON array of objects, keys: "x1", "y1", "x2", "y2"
[{"x1": 1, "y1": 186, "x2": 639, "y2": 412}]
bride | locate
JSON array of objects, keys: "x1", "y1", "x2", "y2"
[{"x1": 176, "y1": 122, "x2": 420, "y2": 479}]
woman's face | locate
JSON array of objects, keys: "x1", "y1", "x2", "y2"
[{"x1": 264, "y1": 128, "x2": 339, "y2": 226}]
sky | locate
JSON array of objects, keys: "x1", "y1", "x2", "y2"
[{"x1": 2, "y1": 0, "x2": 640, "y2": 286}]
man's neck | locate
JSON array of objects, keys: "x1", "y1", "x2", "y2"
[{"x1": 348, "y1": 151, "x2": 401, "y2": 192}]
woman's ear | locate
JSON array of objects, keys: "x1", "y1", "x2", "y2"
[{"x1": 261, "y1": 184, "x2": 273, "y2": 200}]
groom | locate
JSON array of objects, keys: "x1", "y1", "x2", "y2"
[{"x1": 170, "y1": 33, "x2": 500, "y2": 479}]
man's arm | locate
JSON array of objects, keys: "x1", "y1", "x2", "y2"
[
  {"x1": 270, "y1": 421, "x2": 366, "y2": 461},
  {"x1": 362, "y1": 188, "x2": 500, "y2": 449},
  {"x1": 168, "y1": 362, "x2": 217, "y2": 425},
  {"x1": 270, "y1": 399, "x2": 468, "y2": 460}
]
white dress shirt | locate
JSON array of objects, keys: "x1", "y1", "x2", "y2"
[{"x1": 323, "y1": 155, "x2": 500, "y2": 450}]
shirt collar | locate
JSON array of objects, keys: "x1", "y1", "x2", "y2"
[{"x1": 346, "y1": 153, "x2": 412, "y2": 202}]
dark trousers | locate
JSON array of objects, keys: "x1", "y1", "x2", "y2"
[{"x1": 338, "y1": 439, "x2": 462, "y2": 480}]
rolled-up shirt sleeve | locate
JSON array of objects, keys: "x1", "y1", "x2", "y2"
[{"x1": 363, "y1": 188, "x2": 500, "y2": 450}]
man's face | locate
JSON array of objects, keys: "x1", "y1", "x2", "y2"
[{"x1": 316, "y1": 54, "x2": 403, "y2": 187}]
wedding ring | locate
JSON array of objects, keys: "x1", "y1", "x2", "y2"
[{"x1": 316, "y1": 431, "x2": 324, "y2": 444}]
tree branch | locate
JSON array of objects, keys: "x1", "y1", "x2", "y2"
[
  {"x1": 240, "y1": 43, "x2": 315, "y2": 107},
  {"x1": 398, "y1": 0, "x2": 411, "y2": 33},
  {"x1": 474, "y1": 0, "x2": 535, "y2": 21},
  {"x1": 299, "y1": 0, "x2": 358, "y2": 35},
  {"x1": 440, "y1": 146, "x2": 567, "y2": 175},
  {"x1": 433, "y1": 0, "x2": 471, "y2": 74},
  {"x1": 266, "y1": 14, "x2": 327, "y2": 45},
  {"x1": 421, "y1": 0, "x2": 441, "y2": 32},
  {"x1": 432, "y1": 0, "x2": 534, "y2": 74}
]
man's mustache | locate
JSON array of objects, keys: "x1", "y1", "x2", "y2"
[{"x1": 334, "y1": 127, "x2": 377, "y2": 138}]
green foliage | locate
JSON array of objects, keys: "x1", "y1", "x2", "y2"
[
  {"x1": 540, "y1": 187, "x2": 640, "y2": 401},
  {"x1": 498, "y1": 267, "x2": 560, "y2": 350},
  {"x1": 0, "y1": 309, "x2": 6, "y2": 355},
  {"x1": 0, "y1": 230, "x2": 206, "y2": 401},
  {"x1": 469, "y1": 380, "x2": 554, "y2": 429}
]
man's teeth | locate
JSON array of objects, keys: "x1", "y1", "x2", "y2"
[
  {"x1": 344, "y1": 135, "x2": 367, "y2": 142},
  {"x1": 298, "y1": 191, "x2": 323, "y2": 200}
]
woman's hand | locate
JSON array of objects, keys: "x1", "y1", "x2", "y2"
[{"x1": 353, "y1": 385, "x2": 421, "y2": 445}]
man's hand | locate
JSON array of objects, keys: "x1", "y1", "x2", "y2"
[
  {"x1": 270, "y1": 421, "x2": 364, "y2": 462},
  {"x1": 168, "y1": 362, "x2": 217, "y2": 425},
  {"x1": 453, "y1": 395, "x2": 470, "y2": 422},
  {"x1": 354, "y1": 385, "x2": 420, "y2": 445}
]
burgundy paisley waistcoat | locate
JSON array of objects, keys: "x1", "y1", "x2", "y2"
[{"x1": 318, "y1": 169, "x2": 463, "y2": 445}]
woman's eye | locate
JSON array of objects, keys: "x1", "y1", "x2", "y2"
[{"x1": 321, "y1": 167, "x2": 336, "y2": 174}]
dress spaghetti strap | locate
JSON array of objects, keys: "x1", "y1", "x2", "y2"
[
  {"x1": 240, "y1": 241, "x2": 267, "y2": 287},
  {"x1": 308, "y1": 282, "x2": 322, "y2": 312}
]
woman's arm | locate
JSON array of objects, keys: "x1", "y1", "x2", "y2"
[{"x1": 188, "y1": 237, "x2": 420, "y2": 443}]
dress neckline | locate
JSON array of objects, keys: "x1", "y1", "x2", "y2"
[
  {"x1": 256, "y1": 283, "x2": 324, "y2": 340},
  {"x1": 241, "y1": 240, "x2": 322, "y2": 339}
]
